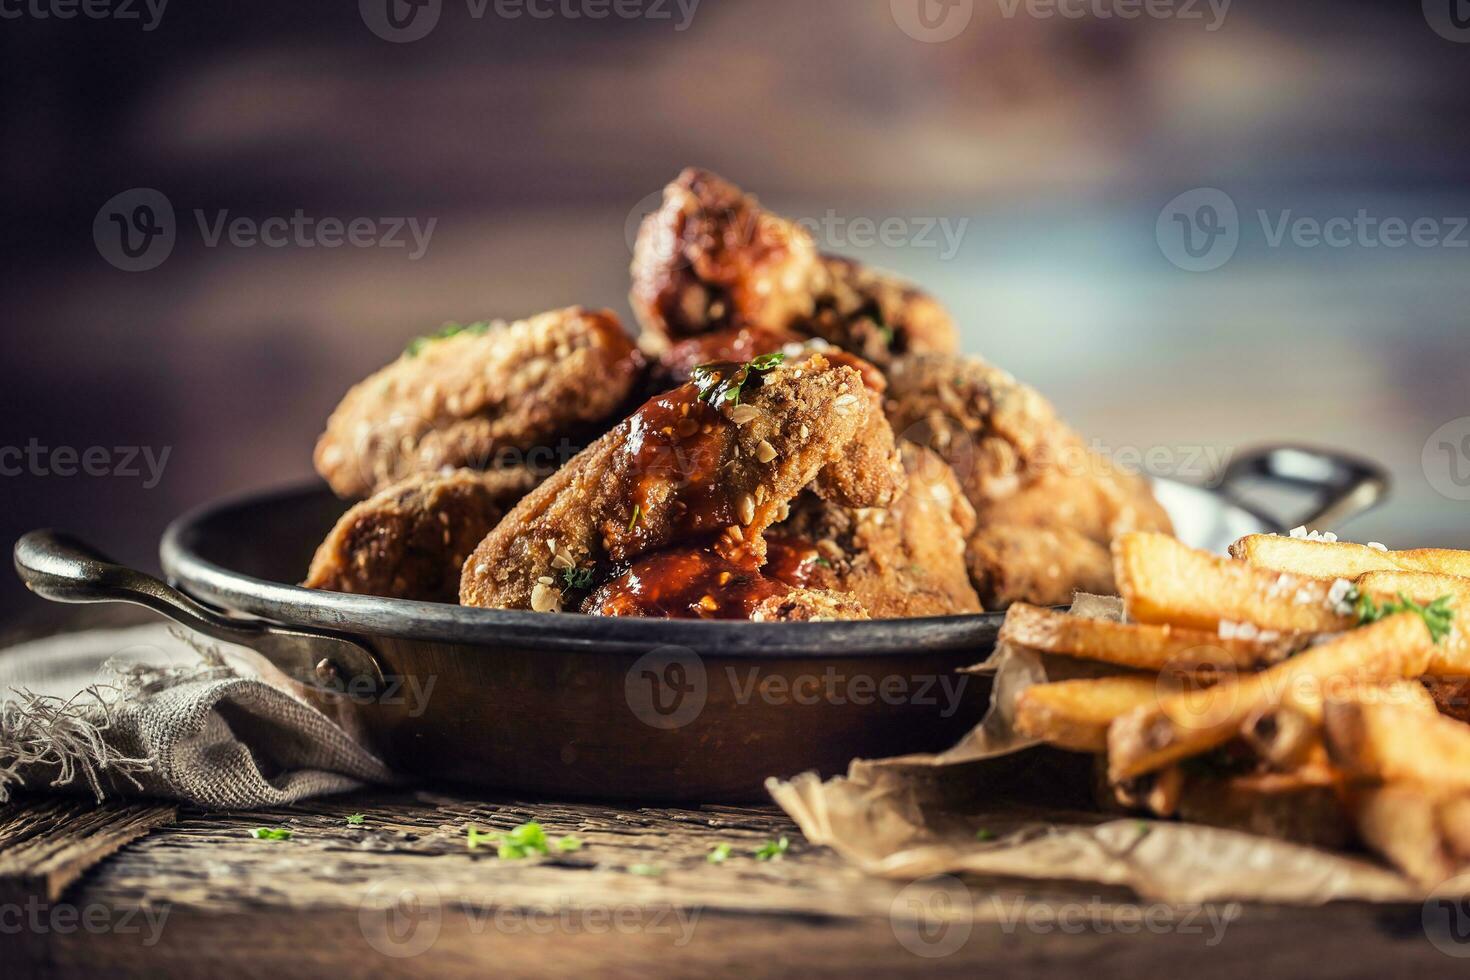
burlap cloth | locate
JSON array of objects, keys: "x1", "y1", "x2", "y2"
[{"x1": 0, "y1": 623, "x2": 393, "y2": 808}]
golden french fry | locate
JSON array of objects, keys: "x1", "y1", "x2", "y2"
[
  {"x1": 1113, "y1": 532, "x2": 1354, "y2": 633},
  {"x1": 1015, "y1": 675, "x2": 1161, "y2": 753},
  {"x1": 1108, "y1": 613, "x2": 1436, "y2": 782},
  {"x1": 1353, "y1": 570, "x2": 1470, "y2": 676},
  {"x1": 1229, "y1": 534, "x2": 1470, "y2": 581},
  {"x1": 1390, "y1": 549, "x2": 1470, "y2": 579},
  {"x1": 1357, "y1": 570, "x2": 1470, "y2": 604},
  {"x1": 1239, "y1": 704, "x2": 1318, "y2": 770},
  {"x1": 1354, "y1": 786, "x2": 1463, "y2": 888},
  {"x1": 1324, "y1": 700, "x2": 1470, "y2": 792},
  {"x1": 998, "y1": 602, "x2": 1293, "y2": 672}
]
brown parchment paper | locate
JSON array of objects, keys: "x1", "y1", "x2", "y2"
[{"x1": 766, "y1": 596, "x2": 1426, "y2": 905}]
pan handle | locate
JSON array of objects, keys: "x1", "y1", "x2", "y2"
[
  {"x1": 1215, "y1": 446, "x2": 1390, "y2": 531},
  {"x1": 13, "y1": 529, "x2": 385, "y2": 696}
]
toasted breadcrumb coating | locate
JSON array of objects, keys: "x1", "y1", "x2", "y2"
[
  {"x1": 775, "y1": 444, "x2": 981, "y2": 617},
  {"x1": 304, "y1": 467, "x2": 543, "y2": 603},
  {"x1": 631, "y1": 168, "x2": 957, "y2": 367},
  {"x1": 314, "y1": 307, "x2": 641, "y2": 498},
  {"x1": 460, "y1": 352, "x2": 901, "y2": 612}
]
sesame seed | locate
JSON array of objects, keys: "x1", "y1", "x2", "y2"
[
  {"x1": 737, "y1": 493, "x2": 756, "y2": 525},
  {"x1": 530, "y1": 582, "x2": 563, "y2": 613}
]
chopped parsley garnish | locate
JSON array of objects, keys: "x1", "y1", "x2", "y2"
[
  {"x1": 802, "y1": 556, "x2": 833, "y2": 569},
  {"x1": 466, "y1": 825, "x2": 499, "y2": 851},
  {"x1": 707, "y1": 843, "x2": 732, "y2": 864},
  {"x1": 1356, "y1": 591, "x2": 1455, "y2": 645},
  {"x1": 404, "y1": 321, "x2": 492, "y2": 358},
  {"x1": 974, "y1": 828, "x2": 995, "y2": 842},
  {"x1": 345, "y1": 813, "x2": 365, "y2": 826},
  {"x1": 467, "y1": 821, "x2": 583, "y2": 859},
  {"x1": 627, "y1": 504, "x2": 642, "y2": 533},
  {"x1": 628, "y1": 863, "x2": 663, "y2": 877},
  {"x1": 250, "y1": 827, "x2": 292, "y2": 841},
  {"x1": 754, "y1": 836, "x2": 789, "y2": 861},
  {"x1": 561, "y1": 566, "x2": 595, "y2": 590},
  {"x1": 690, "y1": 352, "x2": 786, "y2": 407}
]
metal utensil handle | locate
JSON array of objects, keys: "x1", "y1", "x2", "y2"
[
  {"x1": 13, "y1": 529, "x2": 385, "y2": 695},
  {"x1": 1216, "y1": 446, "x2": 1390, "y2": 531}
]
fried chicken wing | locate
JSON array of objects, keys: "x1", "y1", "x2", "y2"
[
  {"x1": 769, "y1": 444, "x2": 982, "y2": 618},
  {"x1": 583, "y1": 548, "x2": 869, "y2": 621},
  {"x1": 966, "y1": 525, "x2": 1116, "y2": 609},
  {"x1": 885, "y1": 352, "x2": 1172, "y2": 608},
  {"x1": 631, "y1": 168, "x2": 957, "y2": 366},
  {"x1": 885, "y1": 353, "x2": 1172, "y2": 535},
  {"x1": 649, "y1": 326, "x2": 889, "y2": 397},
  {"x1": 460, "y1": 352, "x2": 902, "y2": 613},
  {"x1": 304, "y1": 467, "x2": 543, "y2": 603},
  {"x1": 314, "y1": 307, "x2": 642, "y2": 499}
]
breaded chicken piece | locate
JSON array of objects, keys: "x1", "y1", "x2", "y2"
[
  {"x1": 885, "y1": 353, "x2": 1172, "y2": 538},
  {"x1": 304, "y1": 467, "x2": 543, "y2": 603},
  {"x1": 966, "y1": 525, "x2": 1115, "y2": 609},
  {"x1": 770, "y1": 444, "x2": 982, "y2": 618},
  {"x1": 583, "y1": 547, "x2": 869, "y2": 621},
  {"x1": 977, "y1": 467, "x2": 1172, "y2": 544},
  {"x1": 802, "y1": 256, "x2": 958, "y2": 369},
  {"x1": 630, "y1": 168, "x2": 957, "y2": 367},
  {"x1": 460, "y1": 352, "x2": 901, "y2": 612},
  {"x1": 885, "y1": 352, "x2": 1172, "y2": 608},
  {"x1": 649, "y1": 327, "x2": 889, "y2": 396},
  {"x1": 751, "y1": 589, "x2": 870, "y2": 622},
  {"x1": 314, "y1": 307, "x2": 642, "y2": 499}
]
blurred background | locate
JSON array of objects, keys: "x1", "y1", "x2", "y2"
[{"x1": 1, "y1": 0, "x2": 1467, "y2": 622}]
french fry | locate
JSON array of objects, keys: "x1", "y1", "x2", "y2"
[
  {"x1": 1353, "y1": 786, "x2": 1463, "y2": 888},
  {"x1": 1242, "y1": 682, "x2": 1434, "y2": 771},
  {"x1": 1015, "y1": 675, "x2": 1161, "y2": 753},
  {"x1": 1108, "y1": 613, "x2": 1436, "y2": 782},
  {"x1": 1231, "y1": 535, "x2": 1470, "y2": 581},
  {"x1": 1324, "y1": 700, "x2": 1470, "y2": 792},
  {"x1": 998, "y1": 602, "x2": 1293, "y2": 672},
  {"x1": 1354, "y1": 570, "x2": 1470, "y2": 676},
  {"x1": 1113, "y1": 532, "x2": 1354, "y2": 633},
  {"x1": 1356, "y1": 570, "x2": 1470, "y2": 604},
  {"x1": 1239, "y1": 704, "x2": 1318, "y2": 770}
]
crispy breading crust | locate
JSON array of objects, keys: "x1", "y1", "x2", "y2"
[
  {"x1": 314, "y1": 307, "x2": 642, "y2": 498},
  {"x1": 304, "y1": 467, "x2": 543, "y2": 603},
  {"x1": 630, "y1": 169, "x2": 957, "y2": 366},
  {"x1": 751, "y1": 589, "x2": 870, "y2": 622},
  {"x1": 777, "y1": 444, "x2": 982, "y2": 617},
  {"x1": 885, "y1": 351, "x2": 1172, "y2": 608},
  {"x1": 966, "y1": 525, "x2": 1116, "y2": 609},
  {"x1": 460, "y1": 353, "x2": 901, "y2": 612},
  {"x1": 801, "y1": 256, "x2": 958, "y2": 368}
]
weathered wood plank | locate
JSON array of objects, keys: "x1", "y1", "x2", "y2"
[
  {"x1": 0, "y1": 790, "x2": 1454, "y2": 977},
  {"x1": 0, "y1": 798, "x2": 176, "y2": 902}
]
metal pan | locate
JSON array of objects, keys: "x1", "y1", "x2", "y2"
[{"x1": 12, "y1": 445, "x2": 1387, "y2": 802}]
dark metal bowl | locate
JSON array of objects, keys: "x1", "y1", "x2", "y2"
[{"x1": 14, "y1": 445, "x2": 1386, "y2": 801}]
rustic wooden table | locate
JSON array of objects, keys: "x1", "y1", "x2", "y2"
[
  {"x1": 0, "y1": 611, "x2": 1462, "y2": 978},
  {"x1": 0, "y1": 787, "x2": 1460, "y2": 979}
]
